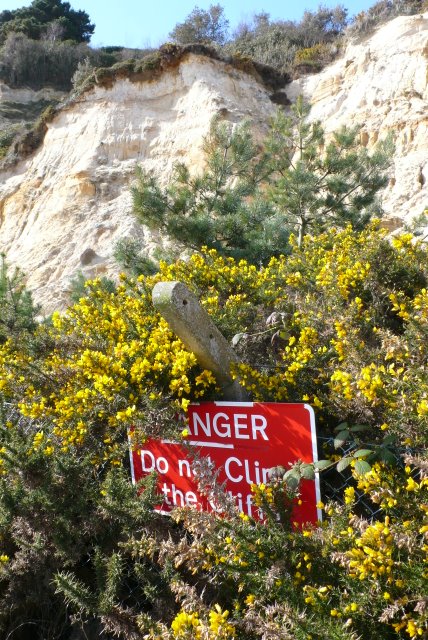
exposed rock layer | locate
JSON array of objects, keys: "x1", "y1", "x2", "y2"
[
  {"x1": 288, "y1": 13, "x2": 428, "y2": 228},
  {"x1": 0, "y1": 54, "x2": 277, "y2": 311},
  {"x1": 0, "y1": 14, "x2": 427, "y2": 311}
]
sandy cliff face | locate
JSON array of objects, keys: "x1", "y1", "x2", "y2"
[
  {"x1": 0, "y1": 54, "x2": 277, "y2": 311},
  {"x1": 0, "y1": 13, "x2": 427, "y2": 311},
  {"x1": 288, "y1": 12, "x2": 428, "y2": 228}
]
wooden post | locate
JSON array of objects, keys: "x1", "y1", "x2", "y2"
[{"x1": 152, "y1": 281, "x2": 248, "y2": 401}]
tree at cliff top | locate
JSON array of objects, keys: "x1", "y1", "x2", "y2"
[
  {"x1": 0, "y1": 0, "x2": 94, "y2": 44},
  {"x1": 131, "y1": 99, "x2": 392, "y2": 263},
  {"x1": 169, "y1": 3, "x2": 229, "y2": 45}
]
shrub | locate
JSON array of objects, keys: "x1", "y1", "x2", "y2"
[
  {"x1": 294, "y1": 42, "x2": 338, "y2": 73},
  {"x1": 0, "y1": 224, "x2": 427, "y2": 638},
  {"x1": 169, "y1": 4, "x2": 229, "y2": 45},
  {"x1": 347, "y1": 0, "x2": 427, "y2": 39},
  {"x1": 0, "y1": 124, "x2": 22, "y2": 158},
  {"x1": 0, "y1": 32, "x2": 93, "y2": 89},
  {"x1": 226, "y1": 5, "x2": 347, "y2": 75}
]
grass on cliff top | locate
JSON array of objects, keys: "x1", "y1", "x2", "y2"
[
  {"x1": 72, "y1": 43, "x2": 290, "y2": 96},
  {"x1": 0, "y1": 43, "x2": 290, "y2": 170}
]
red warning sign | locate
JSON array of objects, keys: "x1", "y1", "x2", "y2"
[{"x1": 130, "y1": 402, "x2": 321, "y2": 525}]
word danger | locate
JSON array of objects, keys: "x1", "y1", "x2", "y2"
[
  {"x1": 190, "y1": 410, "x2": 268, "y2": 441},
  {"x1": 130, "y1": 402, "x2": 321, "y2": 526}
]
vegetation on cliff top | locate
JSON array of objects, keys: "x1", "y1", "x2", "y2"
[
  {"x1": 0, "y1": 0, "x2": 94, "y2": 44},
  {"x1": 0, "y1": 0, "x2": 426, "y2": 166}
]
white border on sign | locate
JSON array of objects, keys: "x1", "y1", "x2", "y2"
[
  {"x1": 214, "y1": 401, "x2": 255, "y2": 407},
  {"x1": 303, "y1": 404, "x2": 322, "y2": 521},
  {"x1": 129, "y1": 403, "x2": 323, "y2": 523},
  {"x1": 128, "y1": 430, "x2": 136, "y2": 486}
]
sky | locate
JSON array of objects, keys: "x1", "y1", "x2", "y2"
[{"x1": 2, "y1": 0, "x2": 378, "y2": 48}]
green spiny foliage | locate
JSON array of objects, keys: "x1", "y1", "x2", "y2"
[
  {"x1": 0, "y1": 254, "x2": 40, "y2": 343},
  {"x1": 132, "y1": 100, "x2": 393, "y2": 260},
  {"x1": 0, "y1": 402, "x2": 167, "y2": 639},
  {"x1": 0, "y1": 225, "x2": 427, "y2": 638},
  {"x1": 68, "y1": 270, "x2": 116, "y2": 304},
  {"x1": 132, "y1": 115, "x2": 287, "y2": 264},
  {"x1": 113, "y1": 238, "x2": 158, "y2": 277},
  {"x1": 265, "y1": 96, "x2": 393, "y2": 245}
]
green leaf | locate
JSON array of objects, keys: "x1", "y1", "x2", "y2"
[
  {"x1": 336, "y1": 457, "x2": 353, "y2": 472},
  {"x1": 354, "y1": 460, "x2": 372, "y2": 475},
  {"x1": 284, "y1": 467, "x2": 300, "y2": 479},
  {"x1": 334, "y1": 430, "x2": 350, "y2": 448},
  {"x1": 378, "y1": 448, "x2": 398, "y2": 465},
  {"x1": 314, "y1": 459, "x2": 332, "y2": 471},
  {"x1": 285, "y1": 475, "x2": 300, "y2": 490},
  {"x1": 353, "y1": 449, "x2": 373, "y2": 458},
  {"x1": 334, "y1": 422, "x2": 348, "y2": 433},
  {"x1": 284, "y1": 469, "x2": 301, "y2": 490},
  {"x1": 349, "y1": 424, "x2": 370, "y2": 433},
  {"x1": 300, "y1": 463, "x2": 315, "y2": 480}
]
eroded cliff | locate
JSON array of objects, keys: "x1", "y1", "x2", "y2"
[
  {"x1": 0, "y1": 52, "x2": 278, "y2": 311},
  {"x1": 289, "y1": 12, "x2": 428, "y2": 228},
  {"x1": 0, "y1": 14, "x2": 427, "y2": 311}
]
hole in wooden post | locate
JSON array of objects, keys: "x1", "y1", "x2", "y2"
[
  {"x1": 182, "y1": 299, "x2": 188, "y2": 305},
  {"x1": 209, "y1": 333, "x2": 214, "y2": 339}
]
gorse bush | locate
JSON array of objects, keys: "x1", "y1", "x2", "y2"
[
  {"x1": 0, "y1": 223, "x2": 427, "y2": 638},
  {"x1": 293, "y1": 42, "x2": 338, "y2": 72},
  {"x1": 0, "y1": 404, "x2": 165, "y2": 640}
]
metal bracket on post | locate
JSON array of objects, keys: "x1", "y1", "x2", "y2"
[{"x1": 152, "y1": 281, "x2": 248, "y2": 401}]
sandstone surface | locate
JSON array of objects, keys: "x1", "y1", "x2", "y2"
[
  {"x1": 288, "y1": 12, "x2": 428, "y2": 229},
  {"x1": 0, "y1": 54, "x2": 277, "y2": 311},
  {"x1": 0, "y1": 13, "x2": 427, "y2": 312}
]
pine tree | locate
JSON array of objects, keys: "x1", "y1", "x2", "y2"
[
  {"x1": 0, "y1": 254, "x2": 40, "y2": 343},
  {"x1": 266, "y1": 96, "x2": 393, "y2": 245},
  {"x1": 132, "y1": 100, "x2": 392, "y2": 261},
  {"x1": 132, "y1": 117, "x2": 288, "y2": 264}
]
